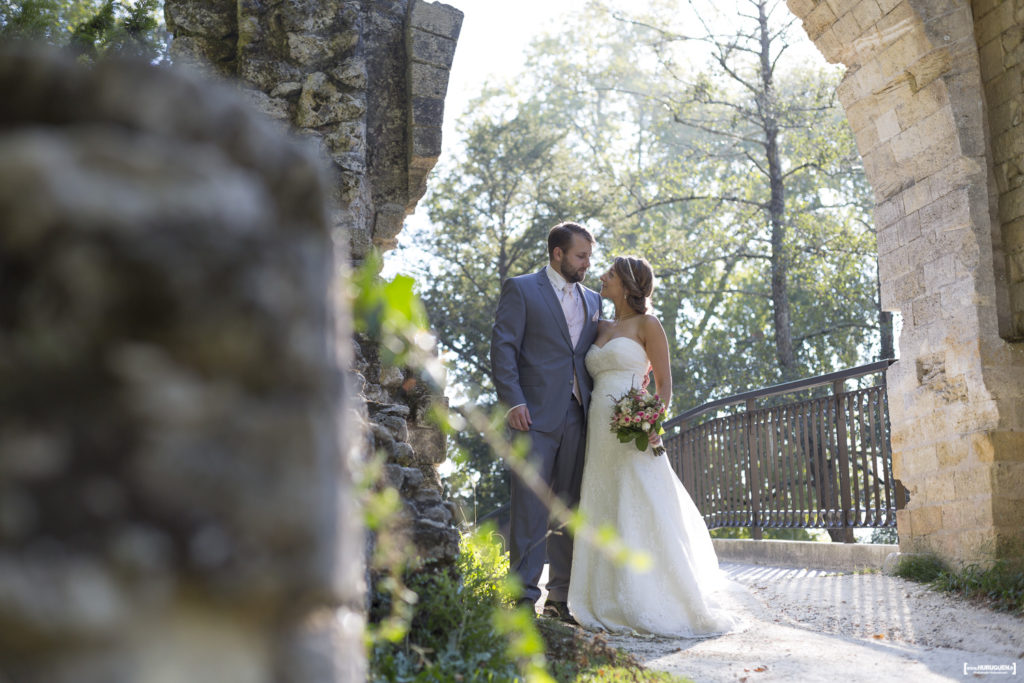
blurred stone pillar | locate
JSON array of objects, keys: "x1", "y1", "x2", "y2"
[{"x1": 0, "y1": 47, "x2": 358, "y2": 682}]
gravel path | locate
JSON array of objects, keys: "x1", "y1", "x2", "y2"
[{"x1": 601, "y1": 563, "x2": 1024, "y2": 682}]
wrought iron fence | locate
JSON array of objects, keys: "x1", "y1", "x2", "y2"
[{"x1": 663, "y1": 359, "x2": 906, "y2": 540}]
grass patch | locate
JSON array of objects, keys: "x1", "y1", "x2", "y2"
[
  {"x1": 895, "y1": 553, "x2": 1024, "y2": 614},
  {"x1": 893, "y1": 553, "x2": 947, "y2": 583},
  {"x1": 931, "y1": 557, "x2": 1024, "y2": 614}
]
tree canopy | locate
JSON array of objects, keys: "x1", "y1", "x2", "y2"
[
  {"x1": 1, "y1": 0, "x2": 165, "y2": 61},
  {"x1": 396, "y1": 0, "x2": 889, "y2": 518}
]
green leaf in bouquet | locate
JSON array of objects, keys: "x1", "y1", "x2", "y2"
[
  {"x1": 636, "y1": 434, "x2": 648, "y2": 451},
  {"x1": 617, "y1": 432, "x2": 633, "y2": 443}
]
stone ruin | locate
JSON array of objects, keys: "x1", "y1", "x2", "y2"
[
  {"x1": 787, "y1": 0, "x2": 1024, "y2": 563},
  {"x1": 0, "y1": 0, "x2": 463, "y2": 680},
  {"x1": 6, "y1": 1, "x2": 1024, "y2": 680}
]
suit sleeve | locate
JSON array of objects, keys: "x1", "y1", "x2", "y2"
[{"x1": 490, "y1": 277, "x2": 527, "y2": 410}]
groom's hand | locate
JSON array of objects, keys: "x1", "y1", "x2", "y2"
[{"x1": 507, "y1": 405, "x2": 532, "y2": 431}]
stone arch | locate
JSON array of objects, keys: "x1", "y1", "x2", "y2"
[{"x1": 787, "y1": 0, "x2": 1024, "y2": 562}]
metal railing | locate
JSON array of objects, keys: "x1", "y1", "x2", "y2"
[{"x1": 663, "y1": 359, "x2": 906, "y2": 540}]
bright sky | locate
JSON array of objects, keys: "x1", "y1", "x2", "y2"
[
  {"x1": 439, "y1": 0, "x2": 582, "y2": 157},
  {"x1": 385, "y1": 0, "x2": 832, "y2": 278}
]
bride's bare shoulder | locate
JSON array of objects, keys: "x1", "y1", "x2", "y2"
[{"x1": 641, "y1": 313, "x2": 665, "y2": 329}]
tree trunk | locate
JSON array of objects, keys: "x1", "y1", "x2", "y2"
[{"x1": 758, "y1": 0, "x2": 797, "y2": 380}]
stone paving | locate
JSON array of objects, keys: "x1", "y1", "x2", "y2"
[{"x1": 604, "y1": 563, "x2": 1024, "y2": 682}]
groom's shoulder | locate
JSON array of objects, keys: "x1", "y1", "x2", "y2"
[{"x1": 506, "y1": 269, "x2": 544, "y2": 286}]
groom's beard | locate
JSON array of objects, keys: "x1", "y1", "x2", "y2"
[{"x1": 560, "y1": 262, "x2": 586, "y2": 283}]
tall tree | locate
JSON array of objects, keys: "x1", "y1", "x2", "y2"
[
  {"x1": 526, "y1": 0, "x2": 883, "y2": 406},
  {"x1": 1, "y1": 0, "x2": 166, "y2": 62},
  {"x1": 408, "y1": 91, "x2": 605, "y2": 400}
]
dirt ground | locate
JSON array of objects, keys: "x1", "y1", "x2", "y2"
[{"x1": 598, "y1": 563, "x2": 1024, "y2": 682}]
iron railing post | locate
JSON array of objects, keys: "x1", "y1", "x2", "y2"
[
  {"x1": 745, "y1": 398, "x2": 762, "y2": 540},
  {"x1": 833, "y1": 378, "x2": 855, "y2": 543}
]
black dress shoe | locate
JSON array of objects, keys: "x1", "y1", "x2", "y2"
[
  {"x1": 515, "y1": 597, "x2": 537, "y2": 615},
  {"x1": 541, "y1": 599, "x2": 578, "y2": 625}
]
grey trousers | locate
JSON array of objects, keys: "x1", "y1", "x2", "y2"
[{"x1": 508, "y1": 396, "x2": 586, "y2": 603}]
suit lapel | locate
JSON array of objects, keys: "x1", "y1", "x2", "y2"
[
  {"x1": 536, "y1": 269, "x2": 573, "y2": 347},
  {"x1": 574, "y1": 288, "x2": 596, "y2": 351}
]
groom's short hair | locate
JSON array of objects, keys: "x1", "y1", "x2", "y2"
[{"x1": 548, "y1": 222, "x2": 594, "y2": 258}]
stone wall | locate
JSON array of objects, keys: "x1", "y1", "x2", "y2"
[
  {"x1": 787, "y1": 0, "x2": 1024, "y2": 562},
  {"x1": 165, "y1": 0, "x2": 463, "y2": 554},
  {"x1": 166, "y1": 0, "x2": 462, "y2": 263},
  {"x1": 0, "y1": 47, "x2": 356, "y2": 682}
]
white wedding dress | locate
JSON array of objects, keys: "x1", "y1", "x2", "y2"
[{"x1": 567, "y1": 336, "x2": 739, "y2": 637}]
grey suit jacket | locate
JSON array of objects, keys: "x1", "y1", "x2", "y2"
[{"x1": 490, "y1": 268, "x2": 601, "y2": 434}]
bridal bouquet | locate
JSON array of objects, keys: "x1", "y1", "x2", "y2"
[{"x1": 609, "y1": 387, "x2": 667, "y2": 457}]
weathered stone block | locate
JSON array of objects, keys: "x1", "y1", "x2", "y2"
[
  {"x1": 407, "y1": 424, "x2": 446, "y2": 465},
  {"x1": 375, "y1": 413, "x2": 409, "y2": 442},
  {"x1": 803, "y1": 1, "x2": 837, "y2": 39},
  {"x1": 975, "y1": 0, "x2": 1015, "y2": 47},
  {"x1": 952, "y1": 466, "x2": 993, "y2": 498},
  {"x1": 910, "y1": 505, "x2": 944, "y2": 536},
  {"x1": 852, "y1": 0, "x2": 883, "y2": 31},
  {"x1": 936, "y1": 438, "x2": 966, "y2": 467},
  {"x1": 890, "y1": 269, "x2": 924, "y2": 304},
  {"x1": 409, "y1": 0, "x2": 463, "y2": 40},
  {"x1": 296, "y1": 72, "x2": 366, "y2": 127},
  {"x1": 409, "y1": 61, "x2": 452, "y2": 99},
  {"x1": 874, "y1": 106, "x2": 902, "y2": 143},
  {"x1": 913, "y1": 292, "x2": 942, "y2": 327},
  {"x1": 373, "y1": 202, "x2": 407, "y2": 243},
  {"x1": 412, "y1": 123, "x2": 443, "y2": 158},
  {"x1": 329, "y1": 58, "x2": 368, "y2": 88},
  {"x1": 165, "y1": 0, "x2": 236, "y2": 38},
  {"x1": 410, "y1": 30, "x2": 457, "y2": 68}
]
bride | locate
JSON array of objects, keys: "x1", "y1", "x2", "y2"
[{"x1": 567, "y1": 255, "x2": 738, "y2": 637}]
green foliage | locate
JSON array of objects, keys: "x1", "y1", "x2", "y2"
[
  {"x1": 408, "y1": 93, "x2": 606, "y2": 401},
  {"x1": 895, "y1": 550, "x2": 1024, "y2": 614},
  {"x1": 0, "y1": 0, "x2": 166, "y2": 62},
  {"x1": 893, "y1": 553, "x2": 948, "y2": 583},
  {"x1": 352, "y1": 251, "x2": 434, "y2": 369},
  {"x1": 931, "y1": 557, "x2": 1024, "y2": 614},
  {"x1": 869, "y1": 526, "x2": 898, "y2": 544},
  {"x1": 369, "y1": 527, "x2": 549, "y2": 682}
]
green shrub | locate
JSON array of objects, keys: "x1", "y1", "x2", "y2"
[
  {"x1": 368, "y1": 527, "x2": 542, "y2": 682},
  {"x1": 869, "y1": 527, "x2": 898, "y2": 544},
  {"x1": 893, "y1": 553, "x2": 947, "y2": 583}
]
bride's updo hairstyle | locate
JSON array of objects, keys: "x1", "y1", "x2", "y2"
[{"x1": 612, "y1": 256, "x2": 654, "y2": 315}]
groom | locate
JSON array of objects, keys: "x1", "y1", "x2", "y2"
[{"x1": 490, "y1": 221, "x2": 601, "y2": 620}]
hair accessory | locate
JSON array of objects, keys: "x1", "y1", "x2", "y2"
[{"x1": 622, "y1": 258, "x2": 636, "y2": 284}]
